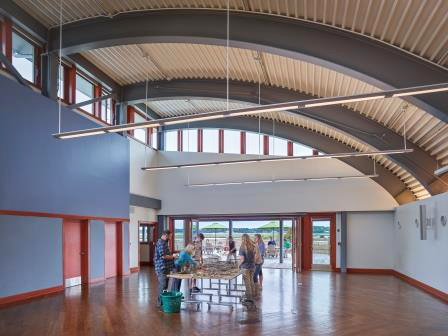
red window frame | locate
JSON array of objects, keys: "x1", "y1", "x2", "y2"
[
  {"x1": 1, "y1": 18, "x2": 13, "y2": 64},
  {"x1": 240, "y1": 131, "x2": 246, "y2": 154},
  {"x1": 3, "y1": 23, "x2": 42, "y2": 89},
  {"x1": 263, "y1": 135, "x2": 269, "y2": 155},
  {"x1": 198, "y1": 129, "x2": 203, "y2": 152},
  {"x1": 126, "y1": 106, "x2": 152, "y2": 145},
  {"x1": 74, "y1": 71, "x2": 96, "y2": 114}
]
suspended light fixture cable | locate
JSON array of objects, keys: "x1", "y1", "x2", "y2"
[
  {"x1": 401, "y1": 105, "x2": 408, "y2": 150},
  {"x1": 57, "y1": 0, "x2": 63, "y2": 133},
  {"x1": 226, "y1": 0, "x2": 230, "y2": 112},
  {"x1": 256, "y1": 54, "x2": 262, "y2": 158},
  {"x1": 143, "y1": 70, "x2": 151, "y2": 166},
  {"x1": 374, "y1": 157, "x2": 377, "y2": 175},
  {"x1": 145, "y1": 74, "x2": 148, "y2": 118}
]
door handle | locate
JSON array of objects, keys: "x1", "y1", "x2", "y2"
[{"x1": 80, "y1": 252, "x2": 86, "y2": 255}]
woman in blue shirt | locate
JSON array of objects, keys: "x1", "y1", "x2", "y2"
[{"x1": 174, "y1": 244, "x2": 196, "y2": 291}]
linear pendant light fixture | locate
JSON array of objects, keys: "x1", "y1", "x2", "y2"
[
  {"x1": 186, "y1": 174, "x2": 379, "y2": 187},
  {"x1": 53, "y1": 83, "x2": 448, "y2": 139},
  {"x1": 141, "y1": 149, "x2": 413, "y2": 171}
]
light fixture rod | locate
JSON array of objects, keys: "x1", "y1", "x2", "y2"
[
  {"x1": 142, "y1": 148, "x2": 413, "y2": 171},
  {"x1": 53, "y1": 82, "x2": 448, "y2": 140},
  {"x1": 186, "y1": 174, "x2": 379, "y2": 187},
  {"x1": 68, "y1": 94, "x2": 114, "y2": 109}
]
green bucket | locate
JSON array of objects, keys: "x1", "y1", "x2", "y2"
[{"x1": 161, "y1": 291, "x2": 183, "y2": 313}]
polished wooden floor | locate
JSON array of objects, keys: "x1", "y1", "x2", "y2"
[{"x1": 1, "y1": 267, "x2": 447, "y2": 336}]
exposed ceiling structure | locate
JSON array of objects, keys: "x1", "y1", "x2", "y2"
[
  {"x1": 79, "y1": 43, "x2": 445, "y2": 199},
  {"x1": 140, "y1": 97, "x2": 430, "y2": 200},
  {"x1": 7, "y1": 0, "x2": 448, "y2": 202},
  {"x1": 82, "y1": 43, "x2": 448, "y2": 168},
  {"x1": 13, "y1": 0, "x2": 448, "y2": 68}
]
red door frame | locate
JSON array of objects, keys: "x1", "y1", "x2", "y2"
[
  {"x1": 168, "y1": 217, "x2": 192, "y2": 252},
  {"x1": 80, "y1": 220, "x2": 89, "y2": 284},
  {"x1": 301, "y1": 213, "x2": 336, "y2": 271},
  {"x1": 62, "y1": 219, "x2": 89, "y2": 286}
]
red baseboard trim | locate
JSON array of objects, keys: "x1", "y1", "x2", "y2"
[
  {"x1": 392, "y1": 270, "x2": 448, "y2": 304},
  {"x1": 336, "y1": 268, "x2": 393, "y2": 275},
  {"x1": 335, "y1": 268, "x2": 447, "y2": 304},
  {"x1": 0, "y1": 209, "x2": 129, "y2": 222},
  {"x1": 0, "y1": 285, "x2": 64, "y2": 306},
  {"x1": 130, "y1": 267, "x2": 139, "y2": 273}
]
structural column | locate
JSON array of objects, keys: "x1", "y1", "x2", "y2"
[
  {"x1": 340, "y1": 212, "x2": 347, "y2": 273},
  {"x1": 41, "y1": 52, "x2": 58, "y2": 99},
  {"x1": 157, "y1": 215, "x2": 167, "y2": 239},
  {"x1": 279, "y1": 219, "x2": 284, "y2": 263},
  {"x1": 158, "y1": 126, "x2": 165, "y2": 150},
  {"x1": 115, "y1": 102, "x2": 127, "y2": 126}
]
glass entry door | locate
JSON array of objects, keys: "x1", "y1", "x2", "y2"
[{"x1": 311, "y1": 219, "x2": 331, "y2": 270}]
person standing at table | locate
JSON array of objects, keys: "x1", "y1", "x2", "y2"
[
  {"x1": 227, "y1": 236, "x2": 237, "y2": 262},
  {"x1": 239, "y1": 234, "x2": 257, "y2": 306},
  {"x1": 191, "y1": 233, "x2": 204, "y2": 293},
  {"x1": 154, "y1": 230, "x2": 176, "y2": 309},
  {"x1": 267, "y1": 236, "x2": 277, "y2": 258},
  {"x1": 253, "y1": 234, "x2": 265, "y2": 288}
]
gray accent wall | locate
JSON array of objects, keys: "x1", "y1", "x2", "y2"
[
  {"x1": 89, "y1": 220, "x2": 105, "y2": 280},
  {"x1": 0, "y1": 215, "x2": 62, "y2": 298},
  {"x1": 122, "y1": 222, "x2": 130, "y2": 273},
  {"x1": 0, "y1": 75, "x2": 129, "y2": 219},
  {"x1": 130, "y1": 194, "x2": 161, "y2": 210}
]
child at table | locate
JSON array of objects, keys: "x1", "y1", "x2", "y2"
[{"x1": 174, "y1": 244, "x2": 196, "y2": 291}]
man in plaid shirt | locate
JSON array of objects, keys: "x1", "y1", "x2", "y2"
[{"x1": 154, "y1": 230, "x2": 176, "y2": 308}]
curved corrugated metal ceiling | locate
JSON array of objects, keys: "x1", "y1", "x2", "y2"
[
  {"x1": 142, "y1": 97, "x2": 431, "y2": 200},
  {"x1": 82, "y1": 43, "x2": 448, "y2": 169},
  {"x1": 13, "y1": 0, "x2": 448, "y2": 69},
  {"x1": 12, "y1": 0, "x2": 447, "y2": 199}
]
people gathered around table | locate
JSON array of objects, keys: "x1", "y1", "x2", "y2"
[{"x1": 154, "y1": 230, "x2": 291, "y2": 311}]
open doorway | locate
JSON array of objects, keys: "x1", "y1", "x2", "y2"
[
  {"x1": 186, "y1": 217, "x2": 298, "y2": 269},
  {"x1": 301, "y1": 213, "x2": 336, "y2": 271},
  {"x1": 139, "y1": 222, "x2": 157, "y2": 266},
  {"x1": 311, "y1": 219, "x2": 331, "y2": 271}
]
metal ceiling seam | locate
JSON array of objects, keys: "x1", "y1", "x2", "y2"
[{"x1": 12, "y1": 1, "x2": 448, "y2": 67}]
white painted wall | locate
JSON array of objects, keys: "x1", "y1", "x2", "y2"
[
  {"x1": 129, "y1": 205, "x2": 158, "y2": 268},
  {"x1": 394, "y1": 192, "x2": 448, "y2": 293},
  {"x1": 155, "y1": 151, "x2": 398, "y2": 215},
  {"x1": 130, "y1": 139, "x2": 159, "y2": 199},
  {"x1": 346, "y1": 212, "x2": 395, "y2": 269},
  {"x1": 129, "y1": 140, "x2": 160, "y2": 268}
]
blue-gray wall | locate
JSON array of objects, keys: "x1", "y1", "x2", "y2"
[
  {"x1": 89, "y1": 220, "x2": 105, "y2": 280},
  {"x1": 122, "y1": 222, "x2": 130, "y2": 273},
  {"x1": 0, "y1": 215, "x2": 62, "y2": 298},
  {"x1": 0, "y1": 75, "x2": 129, "y2": 218}
]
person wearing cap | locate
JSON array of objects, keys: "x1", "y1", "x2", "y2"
[
  {"x1": 154, "y1": 230, "x2": 177, "y2": 309},
  {"x1": 191, "y1": 233, "x2": 204, "y2": 292}
]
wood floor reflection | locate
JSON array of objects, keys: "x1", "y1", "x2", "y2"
[{"x1": 1, "y1": 267, "x2": 447, "y2": 336}]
